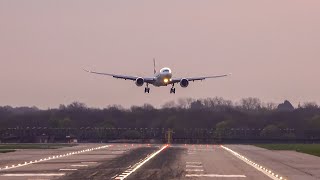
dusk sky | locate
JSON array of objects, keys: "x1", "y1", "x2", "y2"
[{"x1": 0, "y1": 0, "x2": 319, "y2": 108}]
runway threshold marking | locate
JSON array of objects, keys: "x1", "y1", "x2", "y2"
[
  {"x1": 81, "y1": 161, "x2": 97, "y2": 164},
  {"x1": 1, "y1": 173, "x2": 65, "y2": 177},
  {"x1": 114, "y1": 144, "x2": 169, "y2": 180},
  {"x1": 186, "y1": 169, "x2": 204, "y2": 172},
  {"x1": 186, "y1": 162, "x2": 202, "y2": 164},
  {"x1": 221, "y1": 145, "x2": 286, "y2": 180},
  {"x1": 186, "y1": 174, "x2": 246, "y2": 178},
  {"x1": 186, "y1": 165, "x2": 203, "y2": 168},
  {"x1": 0, "y1": 145, "x2": 110, "y2": 171},
  {"x1": 71, "y1": 164, "x2": 89, "y2": 167},
  {"x1": 59, "y1": 169, "x2": 78, "y2": 171}
]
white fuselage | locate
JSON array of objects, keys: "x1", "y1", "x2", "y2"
[{"x1": 152, "y1": 67, "x2": 172, "y2": 87}]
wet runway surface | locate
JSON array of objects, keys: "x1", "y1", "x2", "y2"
[{"x1": 0, "y1": 144, "x2": 319, "y2": 180}]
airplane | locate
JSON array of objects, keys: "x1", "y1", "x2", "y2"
[{"x1": 84, "y1": 59, "x2": 231, "y2": 94}]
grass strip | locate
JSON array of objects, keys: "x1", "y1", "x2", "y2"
[
  {"x1": 255, "y1": 144, "x2": 320, "y2": 157},
  {"x1": 0, "y1": 143, "x2": 77, "y2": 150}
]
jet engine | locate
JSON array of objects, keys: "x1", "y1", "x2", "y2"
[
  {"x1": 180, "y1": 78, "x2": 189, "y2": 88},
  {"x1": 135, "y1": 77, "x2": 144, "y2": 86}
]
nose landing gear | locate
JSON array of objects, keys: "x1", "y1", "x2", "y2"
[
  {"x1": 170, "y1": 88, "x2": 175, "y2": 94},
  {"x1": 170, "y1": 84, "x2": 176, "y2": 94},
  {"x1": 144, "y1": 83, "x2": 150, "y2": 93}
]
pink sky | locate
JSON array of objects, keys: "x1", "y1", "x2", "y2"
[{"x1": 0, "y1": 0, "x2": 319, "y2": 108}]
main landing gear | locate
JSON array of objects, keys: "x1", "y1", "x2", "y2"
[
  {"x1": 170, "y1": 84, "x2": 176, "y2": 94},
  {"x1": 144, "y1": 83, "x2": 150, "y2": 93}
]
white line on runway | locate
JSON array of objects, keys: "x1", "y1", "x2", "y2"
[
  {"x1": 114, "y1": 145, "x2": 169, "y2": 180},
  {"x1": 221, "y1": 145, "x2": 286, "y2": 180},
  {"x1": 1, "y1": 173, "x2": 65, "y2": 177},
  {"x1": 186, "y1": 174, "x2": 246, "y2": 178},
  {"x1": 0, "y1": 145, "x2": 110, "y2": 171},
  {"x1": 186, "y1": 165, "x2": 203, "y2": 168},
  {"x1": 186, "y1": 169, "x2": 204, "y2": 172},
  {"x1": 186, "y1": 162, "x2": 202, "y2": 164},
  {"x1": 59, "y1": 169, "x2": 78, "y2": 171},
  {"x1": 81, "y1": 161, "x2": 97, "y2": 164},
  {"x1": 71, "y1": 165, "x2": 88, "y2": 167}
]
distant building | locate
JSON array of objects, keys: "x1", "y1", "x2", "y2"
[{"x1": 277, "y1": 100, "x2": 294, "y2": 111}]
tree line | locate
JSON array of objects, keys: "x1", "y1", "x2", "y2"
[{"x1": 0, "y1": 98, "x2": 319, "y2": 136}]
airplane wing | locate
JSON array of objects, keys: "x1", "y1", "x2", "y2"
[
  {"x1": 170, "y1": 73, "x2": 231, "y2": 84},
  {"x1": 83, "y1": 69, "x2": 156, "y2": 83}
]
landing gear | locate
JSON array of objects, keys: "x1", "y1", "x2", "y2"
[
  {"x1": 170, "y1": 84, "x2": 176, "y2": 94},
  {"x1": 170, "y1": 88, "x2": 176, "y2": 94},
  {"x1": 144, "y1": 83, "x2": 150, "y2": 93}
]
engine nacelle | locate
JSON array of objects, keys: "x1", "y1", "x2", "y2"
[
  {"x1": 180, "y1": 78, "x2": 189, "y2": 88},
  {"x1": 135, "y1": 77, "x2": 144, "y2": 86}
]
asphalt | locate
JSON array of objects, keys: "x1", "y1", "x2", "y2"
[
  {"x1": 227, "y1": 145, "x2": 320, "y2": 180},
  {"x1": 0, "y1": 144, "x2": 319, "y2": 180},
  {"x1": 126, "y1": 147, "x2": 185, "y2": 180},
  {"x1": 0, "y1": 144, "x2": 139, "y2": 180},
  {"x1": 62, "y1": 147, "x2": 158, "y2": 180}
]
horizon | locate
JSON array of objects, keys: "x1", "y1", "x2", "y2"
[{"x1": 1, "y1": 97, "x2": 317, "y2": 110}]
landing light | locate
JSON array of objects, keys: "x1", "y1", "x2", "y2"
[{"x1": 164, "y1": 79, "x2": 169, "y2": 83}]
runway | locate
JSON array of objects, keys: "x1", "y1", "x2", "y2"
[{"x1": 0, "y1": 144, "x2": 319, "y2": 180}]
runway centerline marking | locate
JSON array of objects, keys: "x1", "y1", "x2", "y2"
[
  {"x1": 186, "y1": 174, "x2": 246, "y2": 178},
  {"x1": 1, "y1": 173, "x2": 65, "y2": 177},
  {"x1": 114, "y1": 144, "x2": 168, "y2": 180},
  {"x1": 186, "y1": 169, "x2": 204, "y2": 172},
  {"x1": 221, "y1": 145, "x2": 286, "y2": 180}
]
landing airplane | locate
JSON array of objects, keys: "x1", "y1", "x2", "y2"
[{"x1": 84, "y1": 59, "x2": 231, "y2": 94}]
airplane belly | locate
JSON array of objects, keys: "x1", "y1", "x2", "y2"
[
  {"x1": 153, "y1": 79, "x2": 164, "y2": 86},
  {"x1": 153, "y1": 73, "x2": 172, "y2": 86}
]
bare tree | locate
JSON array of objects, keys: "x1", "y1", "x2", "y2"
[
  {"x1": 239, "y1": 97, "x2": 262, "y2": 111},
  {"x1": 161, "y1": 100, "x2": 176, "y2": 109}
]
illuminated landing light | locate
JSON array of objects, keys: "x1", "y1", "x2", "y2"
[{"x1": 164, "y1": 79, "x2": 169, "y2": 83}]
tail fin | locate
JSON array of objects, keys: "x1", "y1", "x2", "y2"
[{"x1": 153, "y1": 58, "x2": 156, "y2": 74}]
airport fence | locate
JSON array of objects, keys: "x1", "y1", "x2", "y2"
[{"x1": 0, "y1": 127, "x2": 320, "y2": 144}]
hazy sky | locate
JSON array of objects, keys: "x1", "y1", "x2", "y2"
[{"x1": 0, "y1": 0, "x2": 319, "y2": 108}]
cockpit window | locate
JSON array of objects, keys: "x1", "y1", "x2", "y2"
[{"x1": 163, "y1": 69, "x2": 170, "y2": 73}]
